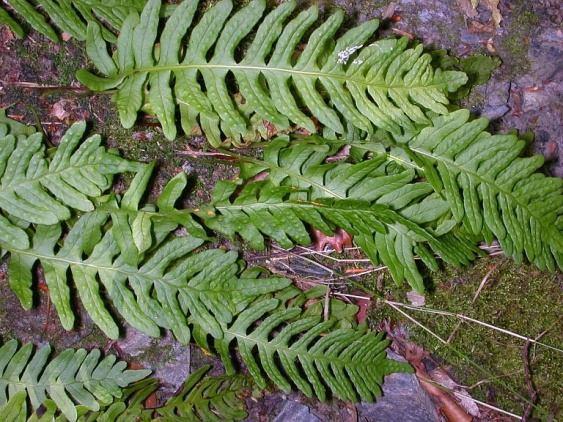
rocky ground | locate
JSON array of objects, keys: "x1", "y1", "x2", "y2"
[{"x1": 0, "y1": 0, "x2": 561, "y2": 420}]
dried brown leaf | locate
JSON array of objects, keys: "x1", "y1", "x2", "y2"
[{"x1": 311, "y1": 228, "x2": 353, "y2": 253}]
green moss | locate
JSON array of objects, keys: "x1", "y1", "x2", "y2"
[
  {"x1": 13, "y1": 38, "x2": 85, "y2": 85},
  {"x1": 499, "y1": 10, "x2": 540, "y2": 77},
  {"x1": 367, "y1": 256, "x2": 562, "y2": 419}
]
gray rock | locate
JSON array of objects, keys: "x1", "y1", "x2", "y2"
[
  {"x1": 357, "y1": 372, "x2": 440, "y2": 422},
  {"x1": 273, "y1": 401, "x2": 322, "y2": 422}
]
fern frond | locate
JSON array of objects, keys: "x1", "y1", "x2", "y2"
[
  {"x1": 0, "y1": 121, "x2": 140, "y2": 251},
  {"x1": 156, "y1": 365, "x2": 249, "y2": 421},
  {"x1": 54, "y1": 366, "x2": 249, "y2": 421},
  {"x1": 200, "y1": 137, "x2": 478, "y2": 291},
  {"x1": 213, "y1": 298, "x2": 411, "y2": 402},
  {"x1": 3, "y1": 166, "x2": 289, "y2": 342},
  {"x1": 0, "y1": 0, "x2": 152, "y2": 42},
  {"x1": 77, "y1": 0, "x2": 467, "y2": 144},
  {"x1": 0, "y1": 339, "x2": 150, "y2": 422},
  {"x1": 397, "y1": 109, "x2": 563, "y2": 271}
]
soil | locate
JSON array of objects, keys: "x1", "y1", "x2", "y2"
[{"x1": 0, "y1": 0, "x2": 561, "y2": 420}]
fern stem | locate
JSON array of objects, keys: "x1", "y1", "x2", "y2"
[
  {"x1": 118, "y1": 63, "x2": 453, "y2": 91},
  {"x1": 7, "y1": 245, "x2": 228, "y2": 295}
]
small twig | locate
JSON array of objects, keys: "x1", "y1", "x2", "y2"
[
  {"x1": 522, "y1": 341, "x2": 539, "y2": 421},
  {"x1": 0, "y1": 80, "x2": 94, "y2": 94},
  {"x1": 320, "y1": 266, "x2": 386, "y2": 283},
  {"x1": 333, "y1": 292, "x2": 371, "y2": 301},
  {"x1": 294, "y1": 245, "x2": 372, "y2": 263},
  {"x1": 463, "y1": 369, "x2": 525, "y2": 390},
  {"x1": 447, "y1": 265, "x2": 497, "y2": 344},
  {"x1": 385, "y1": 300, "x2": 563, "y2": 354},
  {"x1": 472, "y1": 265, "x2": 497, "y2": 303},
  {"x1": 323, "y1": 286, "x2": 330, "y2": 321},
  {"x1": 446, "y1": 320, "x2": 464, "y2": 345},
  {"x1": 176, "y1": 147, "x2": 233, "y2": 159},
  {"x1": 271, "y1": 244, "x2": 335, "y2": 275}
]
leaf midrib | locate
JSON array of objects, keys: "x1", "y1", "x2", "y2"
[
  {"x1": 226, "y1": 329, "x2": 379, "y2": 367},
  {"x1": 411, "y1": 146, "x2": 558, "y2": 239},
  {"x1": 8, "y1": 247, "x2": 236, "y2": 295},
  {"x1": 215, "y1": 199, "x2": 425, "y2": 241},
  {"x1": 120, "y1": 63, "x2": 449, "y2": 90},
  {"x1": 1, "y1": 377, "x2": 107, "y2": 391}
]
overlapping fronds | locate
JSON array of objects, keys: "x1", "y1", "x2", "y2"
[
  {"x1": 397, "y1": 109, "x2": 563, "y2": 271},
  {"x1": 199, "y1": 137, "x2": 478, "y2": 291},
  {"x1": 3, "y1": 165, "x2": 289, "y2": 342},
  {"x1": 212, "y1": 298, "x2": 412, "y2": 402},
  {"x1": 155, "y1": 365, "x2": 250, "y2": 421},
  {"x1": 0, "y1": 0, "x2": 152, "y2": 42},
  {"x1": 77, "y1": 0, "x2": 467, "y2": 145},
  {"x1": 55, "y1": 366, "x2": 249, "y2": 421},
  {"x1": 0, "y1": 121, "x2": 140, "y2": 250},
  {"x1": 0, "y1": 339, "x2": 150, "y2": 422}
]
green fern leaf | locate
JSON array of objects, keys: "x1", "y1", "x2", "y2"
[
  {"x1": 0, "y1": 109, "x2": 36, "y2": 137},
  {"x1": 397, "y1": 109, "x2": 563, "y2": 271},
  {"x1": 200, "y1": 137, "x2": 478, "y2": 291},
  {"x1": 4, "y1": 0, "x2": 59, "y2": 41},
  {"x1": 60, "y1": 366, "x2": 249, "y2": 421},
  {"x1": 0, "y1": 7, "x2": 25, "y2": 38},
  {"x1": 213, "y1": 298, "x2": 412, "y2": 402},
  {"x1": 77, "y1": 0, "x2": 467, "y2": 144},
  {"x1": 0, "y1": 121, "x2": 140, "y2": 252},
  {"x1": 0, "y1": 0, "x2": 153, "y2": 42},
  {"x1": 156, "y1": 365, "x2": 249, "y2": 421},
  {"x1": 0, "y1": 339, "x2": 150, "y2": 422},
  {"x1": 3, "y1": 166, "x2": 290, "y2": 342}
]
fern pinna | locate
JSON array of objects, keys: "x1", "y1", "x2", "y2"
[
  {"x1": 0, "y1": 339, "x2": 150, "y2": 421},
  {"x1": 4, "y1": 164, "x2": 289, "y2": 343},
  {"x1": 0, "y1": 120, "x2": 140, "y2": 251},
  {"x1": 76, "y1": 0, "x2": 467, "y2": 145}
]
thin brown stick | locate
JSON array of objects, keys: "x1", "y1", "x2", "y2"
[
  {"x1": 0, "y1": 80, "x2": 94, "y2": 94},
  {"x1": 522, "y1": 340, "x2": 538, "y2": 421},
  {"x1": 472, "y1": 265, "x2": 497, "y2": 303},
  {"x1": 323, "y1": 286, "x2": 330, "y2": 321}
]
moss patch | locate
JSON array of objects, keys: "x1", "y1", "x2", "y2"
[
  {"x1": 367, "y1": 256, "x2": 562, "y2": 418},
  {"x1": 499, "y1": 9, "x2": 540, "y2": 78}
]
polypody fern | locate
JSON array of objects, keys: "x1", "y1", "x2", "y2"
[
  {"x1": 395, "y1": 109, "x2": 563, "y2": 271},
  {"x1": 199, "y1": 137, "x2": 479, "y2": 292},
  {"x1": 213, "y1": 298, "x2": 411, "y2": 402},
  {"x1": 4, "y1": 165, "x2": 289, "y2": 342},
  {"x1": 0, "y1": 121, "x2": 140, "y2": 250},
  {"x1": 0, "y1": 339, "x2": 150, "y2": 421},
  {"x1": 77, "y1": 0, "x2": 467, "y2": 145}
]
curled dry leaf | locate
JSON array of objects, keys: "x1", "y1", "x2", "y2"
[
  {"x1": 311, "y1": 228, "x2": 353, "y2": 253},
  {"x1": 430, "y1": 368, "x2": 481, "y2": 417},
  {"x1": 406, "y1": 290, "x2": 426, "y2": 307},
  {"x1": 404, "y1": 345, "x2": 473, "y2": 422},
  {"x1": 484, "y1": 0, "x2": 502, "y2": 27},
  {"x1": 50, "y1": 99, "x2": 71, "y2": 121}
]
